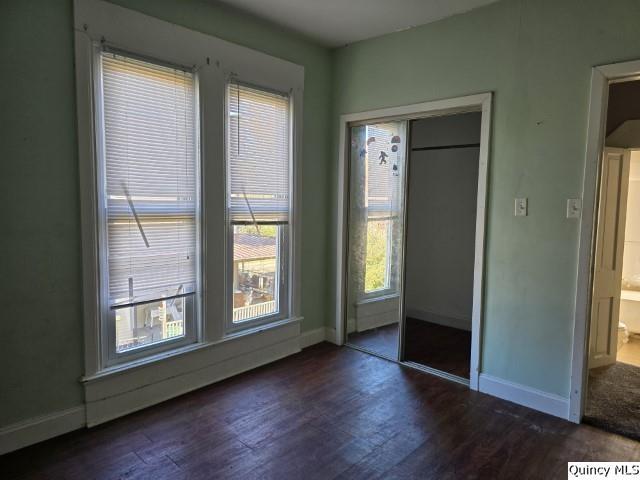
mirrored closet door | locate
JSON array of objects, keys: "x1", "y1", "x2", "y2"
[
  {"x1": 344, "y1": 121, "x2": 408, "y2": 360},
  {"x1": 401, "y1": 113, "x2": 481, "y2": 380}
]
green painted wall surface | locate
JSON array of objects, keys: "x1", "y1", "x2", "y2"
[
  {"x1": 331, "y1": 0, "x2": 640, "y2": 397},
  {"x1": 0, "y1": 0, "x2": 332, "y2": 427},
  {"x1": 1, "y1": 0, "x2": 84, "y2": 428}
]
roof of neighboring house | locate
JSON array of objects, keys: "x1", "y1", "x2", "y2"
[{"x1": 234, "y1": 233, "x2": 276, "y2": 261}]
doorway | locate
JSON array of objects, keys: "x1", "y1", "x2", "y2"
[
  {"x1": 571, "y1": 59, "x2": 640, "y2": 438},
  {"x1": 335, "y1": 94, "x2": 492, "y2": 389},
  {"x1": 582, "y1": 83, "x2": 640, "y2": 439}
]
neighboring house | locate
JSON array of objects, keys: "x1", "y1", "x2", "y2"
[
  {"x1": 233, "y1": 233, "x2": 278, "y2": 322},
  {"x1": 116, "y1": 233, "x2": 277, "y2": 350}
]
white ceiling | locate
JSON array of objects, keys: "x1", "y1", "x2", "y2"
[{"x1": 217, "y1": 0, "x2": 499, "y2": 47}]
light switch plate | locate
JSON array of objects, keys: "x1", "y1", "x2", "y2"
[
  {"x1": 515, "y1": 198, "x2": 528, "y2": 217},
  {"x1": 567, "y1": 198, "x2": 582, "y2": 219}
]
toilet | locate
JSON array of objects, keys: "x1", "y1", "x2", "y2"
[{"x1": 618, "y1": 321, "x2": 630, "y2": 351}]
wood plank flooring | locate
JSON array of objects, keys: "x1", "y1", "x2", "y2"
[
  {"x1": 404, "y1": 317, "x2": 472, "y2": 378},
  {"x1": 347, "y1": 323, "x2": 399, "y2": 359},
  {"x1": 2, "y1": 343, "x2": 639, "y2": 479}
]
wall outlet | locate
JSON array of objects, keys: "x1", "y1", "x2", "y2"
[
  {"x1": 515, "y1": 198, "x2": 528, "y2": 217},
  {"x1": 567, "y1": 198, "x2": 582, "y2": 219}
]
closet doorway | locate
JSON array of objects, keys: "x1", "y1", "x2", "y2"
[{"x1": 335, "y1": 94, "x2": 492, "y2": 389}]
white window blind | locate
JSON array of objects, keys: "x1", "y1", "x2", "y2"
[
  {"x1": 227, "y1": 83, "x2": 290, "y2": 223},
  {"x1": 101, "y1": 51, "x2": 198, "y2": 307}
]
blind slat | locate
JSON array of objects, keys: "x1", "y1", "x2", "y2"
[
  {"x1": 227, "y1": 83, "x2": 290, "y2": 223},
  {"x1": 101, "y1": 52, "x2": 198, "y2": 306}
]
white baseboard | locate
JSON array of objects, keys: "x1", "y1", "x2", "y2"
[
  {"x1": 299, "y1": 327, "x2": 328, "y2": 348},
  {"x1": 356, "y1": 314, "x2": 398, "y2": 332},
  {"x1": 0, "y1": 406, "x2": 86, "y2": 456},
  {"x1": 478, "y1": 373, "x2": 569, "y2": 420},
  {"x1": 299, "y1": 327, "x2": 338, "y2": 348},
  {"x1": 405, "y1": 307, "x2": 471, "y2": 331},
  {"x1": 355, "y1": 295, "x2": 400, "y2": 332}
]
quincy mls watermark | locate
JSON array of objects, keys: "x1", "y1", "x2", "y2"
[{"x1": 568, "y1": 463, "x2": 640, "y2": 479}]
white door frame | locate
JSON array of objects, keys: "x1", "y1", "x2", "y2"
[
  {"x1": 570, "y1": 59, "x2": 640, "y2": 423},
  {"x1": 334, "y1": 93, "x2": 492, "y2": 390}
]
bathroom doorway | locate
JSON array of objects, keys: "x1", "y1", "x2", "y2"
[
  {"x1": 335, "y1": 94, "x2": 491, "y2": 390},
  {"x1": 582, "y1": 78, "x2": 640, "y2": 440}
]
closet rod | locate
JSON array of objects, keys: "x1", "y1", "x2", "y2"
[{"x1": 411, "y1": 143, "x2": 480, "y2": 152}]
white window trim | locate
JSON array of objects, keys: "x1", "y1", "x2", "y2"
[
  {"x1": 93, "y1": 45, "x2": 202, "y2": 367},
  {"x1": 223, "y1": 80, "x2": 295, "y2": 334},
  {"x1": 74, "y1": 0, "x2": 304, "y2": 383}
]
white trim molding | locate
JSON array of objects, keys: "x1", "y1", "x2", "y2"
[
  {"x1": 0, "y1": 406, "x2": 86, "y2": 456},
  {"x1": 570, "y1": 58, "x2": 640, "y2": 424},
  {"x1": 299, "y1": 327, "x2": 340, "y2": 348},
  {"x1": 335, "y1": 93, "x2": 492, "y2": 392},
  {"x1": 479, "y1": 374, "x2": 569, "y2": 420},
  {"x1": 299, "y1": 327, "x2": 328, "y2": 349}
]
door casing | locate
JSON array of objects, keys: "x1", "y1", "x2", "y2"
[{"x1": 570, "y1": 58, "x2": 640, "y2": 423}]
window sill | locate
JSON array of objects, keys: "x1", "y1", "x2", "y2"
[
  {"x1": 357, "y1": 292, "x2": 399, "y2": 306},
  {"x1": 81, "y1": 316, "x2": 302, "y2": 384},
  {"x1": 224, "y1": 316, "x2": 303, "y2": 340}
]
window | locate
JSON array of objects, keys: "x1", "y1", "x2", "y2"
[
  {"x1": 226, "y1": 82, "x2": 291, "y2": 329},
  {"x1": 364, "y1": 218, "x2": 392, "y2": 292},
  {"x1": 75, "y1": 2, "x2": 303, "y2": 386},
  {"x1": 98, "y1": 50, "x2": 200, "y2": 363}
]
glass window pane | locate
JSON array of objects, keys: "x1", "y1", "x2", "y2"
[
  {"x1": 115, "y1": 296, "x2": 190, "y2": 352},
  {"x1": 365, "y1": 219, "x2": 391, "y2": 292},
  {"x1": 232, "y1": 225, "x2": 279, "y2": 323}
]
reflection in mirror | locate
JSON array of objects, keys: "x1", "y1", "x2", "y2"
[
  {"x1": 402, "y1": 113, "x2": 481, "y2": 378},
  {"x1": 345, "y1": 121, "x2": 407, "y2": 360}
]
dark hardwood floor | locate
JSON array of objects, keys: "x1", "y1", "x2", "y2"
[
  {"x1": 404, "y1": 317, "x2": 472, "y2": 378},
  {"x1": 2, "y1": 343, "x2": 639, "y2": 479},
  {"x1": 347, "y1": 323, "x2": 399, "y2": 359}
]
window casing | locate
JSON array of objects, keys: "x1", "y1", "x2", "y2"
[
  {"x1": 75, "y1": 0, "x2": 304, "y2": 379},
  {"x1": 95, "y1": 48, "x2": 201, "y2": 366},
  {"x1": 225, "y1": 82, "x2": 292, "y2": 332}
]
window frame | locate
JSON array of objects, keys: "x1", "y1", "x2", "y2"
[
  {"x1": 74, "y1": 0, "x2": 304, "y2": 380},
  {"x1": 92, "y1": 44, "x2": 202, "y2": 367},
  {"x1": 223, "y1": 80, "x2": 294, "y2": 334}
]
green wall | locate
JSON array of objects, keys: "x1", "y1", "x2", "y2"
[
  {"x1": 331, "y1": 0, "x2": 640, "y2": 397},
  {"x1": 0, "y1": 0, "x2": 332, "y2": 427}
]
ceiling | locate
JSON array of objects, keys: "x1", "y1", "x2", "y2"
[{"x1": 217, "y1": 0, "x2": 500, "y2": 47}]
